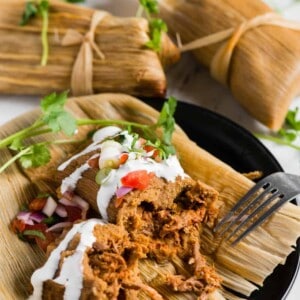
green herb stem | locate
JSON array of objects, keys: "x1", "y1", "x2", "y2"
[
  {"x1": 255, "y1": 133, "x2": 300, "y2": 151},
  {"x1": 76, "y1": 118, "x2": 150, "y2": 130},
  {"x1": 40, "y1": 6, "x2": 49, "y2": 66},
  {"x1": 0, "y1": 121, "x2": 44, "y2": 149},
  {"x1": 0, "y1": 148, "x2": 31, "y2": 173},
  {"x1": 136, "y1": 5, "x2": 144, "y2": 17}
]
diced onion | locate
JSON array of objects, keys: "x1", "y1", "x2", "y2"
[
  {"x1": 17, "y1": 211, "x2": 31, "y2": 222},
  {"x1": 115, "y1": 186, "x2": 133, "y2": 198},
  {"x1": 30, "y1": 212, "x2": 45, "y2": 223},
  {"x1": 46, "y1": 222, "x2": 73, "y2": 232},
  {"x1": 55, "y1": 204, "x2": 68, "y2": 218},
  {"x1": 42, "y1": 196, "x2": 58, "y2": 217},
  {"x1": 99, "y1": 140, "x2": 122, "y2": 169}
]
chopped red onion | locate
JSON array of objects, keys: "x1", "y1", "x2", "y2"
[
  {"x1": 30, "y1": 212, "x2": 45, "y2": 223},
  {"x1": 42, "y1": 196, "x2": 58, "y2": 217},
  {"x1": 46, "y1": 222, "x2": 73, "y2": 232},
  {"x1": 26, "y1": 219, "x2": 35, "y2": 226},
  {"x1": 16, "y1": 211, "x2": 31, "y2": 222},
  {"x1": 116, "y1": 186, "x2": 133, "y2": 198},
  {"x1": 55, "y1": 204, "x2": 68, "y2": 218}
]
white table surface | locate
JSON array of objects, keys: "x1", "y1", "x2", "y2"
[{"x1": 0, "y1": 0, "x2": 299, "y2": 299}]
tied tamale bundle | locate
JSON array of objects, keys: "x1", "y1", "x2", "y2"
[
  {"x1": 158, "y1": 0, "x2": 300, "y2": 130},
  {"x1": 0, "y1": 0, "x2": 180, "y2": 97},
  {"x1": 0, "y1": 94, "x2": 299, "y2": 299}
]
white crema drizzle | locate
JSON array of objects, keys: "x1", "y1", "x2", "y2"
[
  {"x1": 58, "y1": 126, "x2": 121, "y2": 171},
  {"x1": 28, "y1": 219, "x2": 105, "y2": 300},
  {"x1": 57, "y1": 126, "x2": 188, "y2": 220}
]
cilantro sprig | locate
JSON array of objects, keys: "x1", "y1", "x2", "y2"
[
  {"x1": 256, "y1": 107, "x2": 300, "y2": 151},
  {"x1": 20, "y1": 0, "x2": 85, "y2": 66},
  {"x1": 20, "y1": 0, "x2": 49, "y2": 66},
  {"x1": 0, "y1": 92, "x2": 178, "y2": 173},
  {"x1": 137, "y1": 0, "x2": 168, "y2": 52}
]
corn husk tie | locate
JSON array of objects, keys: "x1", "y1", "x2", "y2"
[
  {"x1": 179, "y1": 12, "x2": 300, "y2": 86},
  {"x1": 61, "y1": 11, "x2": 107, "y2": 96}
]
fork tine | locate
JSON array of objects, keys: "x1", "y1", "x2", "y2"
[
  {"x1": 226, "y1": 191, "x2": 281, "y2": 242},
  {"x1": 218, "y1": 184, "x2": 276, "y2": 237},
  {"x1": 231, "y1": 194, "x2": 293, "y2": 245},
  {"x1": 213, "y1": 180, "x2": 268, "y2": 233}
]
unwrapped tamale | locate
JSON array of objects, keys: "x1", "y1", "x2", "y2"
[
  {"x1": 158, "y1": 0, "x2": 300, "y2": 130},
  {"x1": 0, "y1": 0, "x2": 180, "y2": 98},
  {"x1": 1, "y1": 94, "x2": 299, "y2": 299}
]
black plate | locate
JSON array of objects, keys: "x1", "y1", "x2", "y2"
[{"x1": 143, "y1": 98, "x2": 300, "y2": 300}]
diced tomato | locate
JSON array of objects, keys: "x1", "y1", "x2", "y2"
[
  {"x1": 29, "y1": 197, "x2": 47, "y2": 211},
  {"x1": 119, "y1": 153, "x2": 129, "y2": 165},
  {"x1": 11, "y1": 219, "x2": 26, "y2": 233},
  {"x1": 65, "y1": 205, "x2": 82, "y2": 222},
  {"x1": 143, "y1": 145, "x2": 160, "y2": 159},
  {"x1": 121, "y1": 170, "x2": 154, "y2": 190},
  {"x1": 88, "y1": 156, "x2": 100, "y2": 169}
]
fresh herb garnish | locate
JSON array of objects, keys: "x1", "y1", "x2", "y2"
[
  {"x1": 138, "y1": 0, "x2": 159, "y2": 17},
  {"x1": 20, "y1": 0, "x2": 49, "y2": 66},
  {"x1": 20, "y1": 2, "x2": 38, "y2": 26},
  {"x1": 0, "y1": 92, "x2": 178, "y2": 173},
  {"x1": 256, "y1": 107, "x2": 300, "y2": 150},
  {"x1": 146, "y1": 19, "x2": 168, "y2": 52},
  {"x1": 20, "y1": 0, "x2": 85, "y2": 66},
  {"x1": 137, "y1": 0, "x2": 167, "y2": 52}
]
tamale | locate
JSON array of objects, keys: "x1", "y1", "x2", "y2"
[
  {"x1": 158, "y1": 0, "x2": 300, "y2": 130},
  {"x1": 0, "y1": 0, "x2": 180, "y2": 98},
  {"x1": 0, "y1": 94, "x2": 299, "y2": 299}
]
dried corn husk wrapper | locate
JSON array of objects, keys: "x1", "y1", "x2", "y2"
[
  {"x1": 158, "y1": 0, "x2": 300, "y2": 130},
  {"x1": 0, "y1": 94, "x2": 299, "y2": 299},
  {"x1": 0, "y1": 0, "x2": 180, "y2": 98}
]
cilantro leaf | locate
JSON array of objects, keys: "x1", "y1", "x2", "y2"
[
  {"x1": 258, "y1": 107, "x2": 300, "y2": 151},
  {"x1": 43, "y1": 110, "x2": 77, "y2": 136},
  {"x1": 286, "y1": 107, "x2": 300, "y2": 131},
  {"x1": 20, "y1": 2, "x2": 38, "y2": 26},
  {"x1": 41, "y1": 91, "x2": 77, "y2": 136},
  {"x1": 139, "y1": 0, "x2": 159, "y2": 14},
  {"x1": 41, "y1": 91, "x2": 69, "y2": 112},
  {"x1": 9, "y1": 138, "x2": 24, "y2": 151},
  {"x1": 278, "y1": 128, "x2": 297, "y2": 142},
  {"x1": 156, "y1": 96, "x2": 177, "y2": 145},
  {"x1": 38, "y1": 0, "x2": 49, "y2": 13},
  {"x1": 146, "y1": 19, "x2": 168, "y2": 52},
  {"x1": 19, "y1": 144, "x2": 51, "y2": 169}
]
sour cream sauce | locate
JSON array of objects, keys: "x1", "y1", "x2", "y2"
[
  {"x1": 29, "y1": 219, "x2": 105, "y2": 300},
  {"x1": 58, "y1": 126, "x2": 188, "y2": 220}
]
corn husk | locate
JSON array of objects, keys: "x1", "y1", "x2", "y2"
[
  {"x1": 0, "y1": 0, "x2": 180, "y2": 98},
  {"x1": 158, "y1": 0, "x2": 300, "y2": 130},
  {"x1": 0, "y1": 94, "x2": 299, "y2": 299}
]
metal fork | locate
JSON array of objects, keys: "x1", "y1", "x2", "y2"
[{"x1": 213, "y1": 172, "x2": 300, "y2": 245}]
